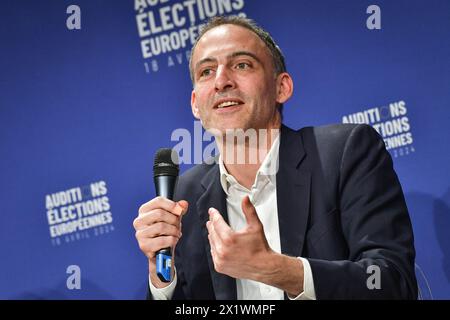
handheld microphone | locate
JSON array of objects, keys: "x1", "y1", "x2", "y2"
[{"x1": 153, "y1": 148, "x2": 179, "y2": 283}]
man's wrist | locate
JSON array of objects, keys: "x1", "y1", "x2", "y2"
[
  {"x1": 149, "y1": 270, "x2": 177, "y2": 300},
  {"x1": 255, "y1": 251, "x2": 304, "y2": 297}
]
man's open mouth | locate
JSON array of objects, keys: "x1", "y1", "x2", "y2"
[{"x1": 213, "y1": 99, "x2": 244, "y2": 109}]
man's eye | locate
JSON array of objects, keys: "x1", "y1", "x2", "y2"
[
  {"x1": 236, "y1": 62, "x2": 250, "y2": 69},
  {"x1": 200, "y1": 69, "x2": 212, "y2": 77}
]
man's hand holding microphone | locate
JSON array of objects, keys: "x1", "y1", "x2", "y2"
[{"x1": 133, "y1": 149, "x2": 188, "y2": 288}]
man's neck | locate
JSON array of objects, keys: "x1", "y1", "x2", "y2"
[{"x1": 216, "y1": 125, "x2": 280, "y2": 190}]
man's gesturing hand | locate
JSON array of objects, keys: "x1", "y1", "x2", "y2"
[
  {"x1": 206, "y1": 195, "x2": 305, "y2": 296},
  {"x1": 206, "y1": 195, "x2": 274, "y2": 281}
]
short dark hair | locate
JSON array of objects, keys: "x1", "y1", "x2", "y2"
[{"x1": 189, "y1": 16, "x2": 287, "y2": 116}]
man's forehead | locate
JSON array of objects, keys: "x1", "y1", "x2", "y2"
[{"x1": 193, "y1": 24, "x2": 267, "y2": 60}]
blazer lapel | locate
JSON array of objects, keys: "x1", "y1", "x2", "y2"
[
  {"x1": 196, "y1": 164, "x2": 237, "y2": 300},
  {"x1": 277, "y1": 125, "x2": 311, "y2": 258}
]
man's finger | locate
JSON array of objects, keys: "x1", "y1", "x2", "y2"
[
  {"x1": 139, "y1": 197, "x2": 187, "y2": 216},
  {"x1": 206, "y1": 220, "x2": 218, "y2": 252},
  {"x1": 241, "y1": 196, "x2": 261, "y2": 227},
  {"x1": 208, "y1": 207, "x2": 234, "y2": 244},
  {"x1": 133, "y1": 209, "x2": 180, "y2": 231},
  {"x1": 177, "y1": 200, "x2": 189, "y2": 216}
]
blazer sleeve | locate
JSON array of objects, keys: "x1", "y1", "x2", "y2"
[{"x1": 308, "y1": 124, "x2": 418, "y2": 299}]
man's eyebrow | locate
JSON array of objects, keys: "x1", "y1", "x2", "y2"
[
  {"x1": 228, "y1": 51, "x2": 262, "y2": 64},
  {"x1": 194, "y1": 57, "x2": 217, "y2": 72},
  {"x1": 194, "y1": 51, "x2": 262, "y2": 72}
]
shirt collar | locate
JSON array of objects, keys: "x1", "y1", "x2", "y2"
[{"x1": 218, "y1": 133, "x2": 280, "y2": 195}]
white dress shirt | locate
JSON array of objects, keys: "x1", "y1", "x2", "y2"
[{"x1": 150, "y1": 134, "x2": 316, "y2": 300}]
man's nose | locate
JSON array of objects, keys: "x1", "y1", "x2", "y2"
[{"x1": 214, "y1": 66, "x2": 236, "y2": 92}]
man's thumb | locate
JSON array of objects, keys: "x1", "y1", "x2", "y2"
[
  {"x1": 174, "y1": 200, "x2": 189, "y2": 216},
  {"x1": 241, "y1": 196, "x2": 260, "y2": 226}
]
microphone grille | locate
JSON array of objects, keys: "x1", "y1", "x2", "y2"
[{"x1": 153, "y1": 148, "x2": 179, "y2": 177}]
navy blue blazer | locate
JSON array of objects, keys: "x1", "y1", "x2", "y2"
[{"x1": 158, "y1": 124, "x2": 417, "y2": 300}]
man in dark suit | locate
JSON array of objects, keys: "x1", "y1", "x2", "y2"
[{"x1": 133, "y1": 16, "x2": 417, "y2": 300}]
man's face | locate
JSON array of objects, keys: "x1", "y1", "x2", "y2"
[{"x1": 190, "y1": 24, "x2": 288, "y2": 134}]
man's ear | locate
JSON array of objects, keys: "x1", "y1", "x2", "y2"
[
  {"x1": 275, "y1": 72, "x2": 294, "y2": 104},
  {"x1": 191, "y1": 90, "x2": 201, "y2": 119}
]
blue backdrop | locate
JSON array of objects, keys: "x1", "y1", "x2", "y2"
[{"x1": 1, "y1": 0, "x2": 449, "y2": 299}]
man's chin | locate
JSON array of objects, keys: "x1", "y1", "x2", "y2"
[{"x1": 205, "y1": 125, "x2": 248, "y2": 137}]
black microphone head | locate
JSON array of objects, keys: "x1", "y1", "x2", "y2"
[{"x1": 153, "y1": 148, "x2": 179, "y2": 177}]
